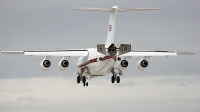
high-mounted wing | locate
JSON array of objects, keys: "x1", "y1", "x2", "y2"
[
  {"x1": 118, "y1": 8, "x2": 159, "y2": 12},
  {"x1": 118, "y1": 50, "x2": 195, "y2": 71},
  {"x1": 2, "y1": 49, "x2": 88, "y2": 57},
  {"x1": 120, "y1": 51, "x2": 195, "y2": 57}
]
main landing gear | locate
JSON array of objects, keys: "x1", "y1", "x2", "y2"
[
  {"x1": 111, "y1": 75, "x2": 120, "y2": 83},
  {"x1": 77, "y1": 75, "x2": 88, "y2": 87},
  {"x1": 111, "y1": 68, "x2": 120, "y2": 83},
  {"x1": 83, "y1": 82, "x2": 88, "y2": 87}
]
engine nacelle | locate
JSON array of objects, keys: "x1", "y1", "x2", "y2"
[
  {"x1": 58, "y1": 60, "x2": 69, "y2": 71},
  {"x1": 137, "y1": 60, "x2": 148, "y2": 71},
  {"x1": 117, "y1": 60, "x2": 128, "y2": 71},
  {"x1": 40, "y1": 60, "x2": 51, "y2": 71}
]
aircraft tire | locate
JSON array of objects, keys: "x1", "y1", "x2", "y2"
[
  {"x1": 77, "y1": 76, "x2": 81, "y2": 83},
  {"x1": 82, "y1": 76, "x2": 86, "y2": 83},
  {"x1": 117, "y1": 76, "x2": 120, "y2": 83},
  {"x1": 83, "y1": 83, "x2": 85, "y2": 87},
  {"x1": 111, "y1": 76, "x2": 115, "y2": 83},
  {"x1": 86, "y1": 82, "x2": 88, "y2": 87}
]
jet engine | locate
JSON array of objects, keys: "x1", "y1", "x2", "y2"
[
  {"x1": 117, "y1": 60, "x2": 128, "y2": 71},
  {"x1": 58, "y1": 60, "x2": 69, "y2": 71},
  {"x1": 40, "y1": 60, "x2": 51, "y2": 71},
  {"x1": 137, "y1": 60, "x2": 148, "y2": 71}
]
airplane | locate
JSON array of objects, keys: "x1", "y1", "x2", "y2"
[{"x1": 2, "y1": 6, "x2": 195, "y2": 87}]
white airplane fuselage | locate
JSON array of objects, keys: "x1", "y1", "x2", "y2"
[
  {"x1": 76, "y1": 48, "x2": 116, "y2": 78},
  {"x1": 2, "y1": 6, "x2": 195, "y2": 87}
]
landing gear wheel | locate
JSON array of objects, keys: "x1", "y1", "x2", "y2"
[
  {"x1": 82, "y1": 76, "x2": 86, "y2": 83},
  {"x1": 83, "y1": 83, "x2": 85, "y2": 87},
  {"x1": 117, "y1": 76, "x2": 120, "y2": 83},
  {"x1": 77, "y1": 76, "x2": 80, "y2": 83},
  {"x1": 86, "y1": 82, "x2": 88, "y2": 87},
  {"x1": 111, "y1": 76, "x2": 115, "y2": 83}
]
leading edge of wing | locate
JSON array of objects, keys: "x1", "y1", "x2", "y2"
[{"x1": 2, "y1": 49, "x2": 89, "y2": 56}]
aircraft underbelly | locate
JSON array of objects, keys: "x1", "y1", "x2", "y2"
[{"x1": 87, "y1": 59, "x2": 115, "y2": 76}]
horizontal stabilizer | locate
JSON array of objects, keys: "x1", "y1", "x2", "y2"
[
  {"x1": 74, "y1": 7, "x2": 112, "y2": 12},
  {"x1": 118, "y1": 8, "x2": 159, "y2": 12},
  {"x1": 74, "y1": 6, "x2": 159, "y2": 12}
]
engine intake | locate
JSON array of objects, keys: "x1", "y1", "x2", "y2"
[
  {"x1": 43, "y1": 60, "x2": 51, "y2": 67},
  {"x1": 61, "y1": 60, "x2": 69, "y2": 67},
  {"x1": 121, "y1": 60, "x2": 128, "y2": 67},
  {"x1": 137, "y1": 60, "x2": 148, "y2": 71},
  {"x1": 40, "y1": 60, "x2": 51, "y2": 71},
  {"x1": 141, "y1": 60, "x2": 148, "y2": 67},
  {"x1": 58, "y1": 60, "x2": 69, "y2": 71}
]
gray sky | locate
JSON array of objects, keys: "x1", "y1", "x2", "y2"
[{"x1": 0, "y1": 0, "x2": 199, "y2": 112}]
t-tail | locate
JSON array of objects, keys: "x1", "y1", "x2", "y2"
[{"x1": 74, "y1": 6, "x2": 159, "y2": 47}]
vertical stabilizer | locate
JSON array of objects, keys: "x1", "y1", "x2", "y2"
[
  {"x1": 74, "y1": 6, "x2": 159, "y2": 47},
  {"x1": 105, "y1": 6, "x2": 118, "y2": 46}
]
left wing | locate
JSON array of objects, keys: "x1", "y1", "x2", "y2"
[
  {"x1": 2, "y1": 49, "x2": 88, "y2": 57},
  {"x1": 120, "y1": 51, "x2": 195, "y2": 57}
]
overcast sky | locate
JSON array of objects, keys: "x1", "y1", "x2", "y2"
[{"x1": 0, "y1": 0, "x2": 199, "y2": 112}]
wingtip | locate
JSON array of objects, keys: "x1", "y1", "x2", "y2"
[
  {"x1": 176, "y1": 51, "x2": 196, "y2": 55},
  {"x1": 2, "y1": 51, "x2": 24, "y2": 54}
]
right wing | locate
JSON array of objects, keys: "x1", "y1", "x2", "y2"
[
  {"x1": 2, "y1": 49, "x2": 88, "y2": 57},
  {"x1": 120, "y1": 51, "x2": 196, "y2": 57}
]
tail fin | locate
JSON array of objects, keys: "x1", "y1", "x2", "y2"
[
  {"x1": 74, "y1": 6, "x2": 159, "y2": 47},
  {"x1": 105, "y1": 6, "x2": 118, "y2": 46}
]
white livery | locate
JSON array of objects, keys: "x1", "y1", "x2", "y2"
[{"x1": 2, "y1": 6, "x2": 195, "y2": 87}]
